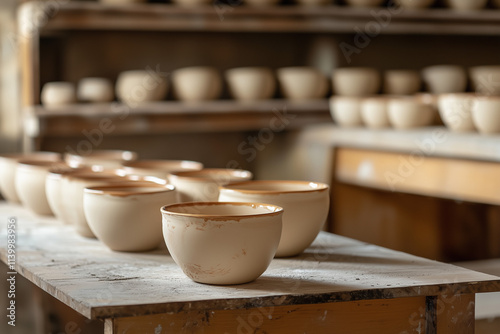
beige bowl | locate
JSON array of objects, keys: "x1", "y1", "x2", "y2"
[
  {"x1": 277, "y1": 67, "x2": 328, "y2": 100},
  {"x1": 219, "y1": 180, "x2": 329, "y2": 257},
  {"x1": 225, "y1": 67, "x2": 276, "y2": 101},
  {"x1": 77, "y1": 77, "x2": 114, "y2": 103},
  {"x1": 469, "y1": 66, "x2": 500, "y2": 96},
  {"x1": 122, "y1": 160, "x2": 204, "y2": 179},
  {"x1": 329, "y1": 96, "x2": 363, "y2": 127},
  {"x1": 361, "y1": 96, "x2": 391, "y2": 129},
  {"x1": 84, "y1": 183, "x2": 177, "y2": 252},
  {"x1": 421, "y1": 65, "x2": 467, "y2": 94},
  {"x1": 169, "y1": 168, "x2": 253, "y2": 202},
  {"x1": 383, "y1": 70, "x2": 421, "y2": 95},
  {"x1": 65, "y1": 150, "x2": 137, "y2": 168},
  {"x1": 0, "y1": 152, "x2": 61, "y2": 203},
  {"x1": 172, "y1": 66, "x2": 222, "y2": 102},
  {"x1": 41, "y1": 82, "x2": 76, "y2": 108},
  {"x1": 445, "y1": 0, "x2": 487, "y2": 10},
  {"x1": 344, "y1": 0, "x2": 384, "y2": 6},
  {"x1": 387, "y1": 97, "x2": 435, "y2": 129},
  {"x1": 332, "y1": 67, "x2": 381, "y2": 97},
  {"x1": 437, "y1": 93, "x2": 476, "y2": 132},
  {"x1": 395, "y1": 0, "x2": 434, "y2": 8},
  {"x1": 15, "y1": 160, "x2": 65, "y2": 216},
  {"x1": 471, "y1": 96, "x2": 500, "y2": 134},
  {"x1": 116, "y1": 70, "x2": 168, "y2": 106},
  {"x1": 161, "y1": 202, "x2": 283, "y2": 285}
]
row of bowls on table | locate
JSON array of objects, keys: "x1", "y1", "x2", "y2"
[
  {"x1": 0, "y1": 150, "x2": 330, "y2": 285},
  {"x1": 330, "y1": 93, "x2": 500, "y2": 133},
  {"x1": 100, "y1": 0, "x2": 500, "y2": 10}
]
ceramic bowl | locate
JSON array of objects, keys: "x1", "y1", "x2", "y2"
[
  {"x1": 77, "y1": 77, "x2": 114, "y2": 103},
  {"x1": 471, "y1": 96, "x2": 500, "y2": 134},
  {"x1": 65, "y1": 150, "x2": 137, "y2": 168},
  {"x1": 395, "y1": 0, "x2": 434, "y2": 8},
  {"x1": 116, "y1": 70, "x2": 168, "y2": 105},
  {"x1": 0, "y1": 152, "x2": 61, "y2": 203},
  {"x1": 277, "y1": 67, "x2": 328, "y2": 100},
  {"x1": 361, "y1": 96, "x2": 391, "y2": 129},
  {"x1": 387, "y1": 97, "x2": 435, "y2": 129},
  {"x1": 225, "y1": 67, "x2": 276, "y2": 101},
  {"x1": 169, "y1": 169, "x2": 253, "y2": 202},
  {"x1": 383, "y1": 70, "x2": 421, "y2": 95},
  {"x1": 445, "y1": 0, "x2": 487, "y2": 10},
  {"x1": 332, "y1": 67, "x2": 381, "y2": 97},
  {"x1": 15, "y1": 160, "x2": 65, "y2": 216},
  {"x1": 122, "y1": 159, "x2": 204, "y2": 179},
  {"x1": 344, "y1": 0, "x2": 384, "y2": 7},
  {"x1": 84, "y1": 183, "x2": 177, "y2": 252},
  {"x1": 469, "y1": 66, "x2": 500, "y2": 96},
  {"x1": 40, "y1": 82, "x2": 76, "y2": 108},
  {"x1": 329, "y1": 96, "x2": 363, "y2": 127},
  {"x1": 161, "y1": 202, "x2": 283, "y2": 285},
  {"x1": 219, "y1": 180, "x2": 329, "y2": 257},
  {"x1": 421, "y1": 65, "x2": 467, "y2": 94},
  {"x1": 60, "y1": 170, "x2": 129, "y2": 237},
  {"x1": 437, "y1": 93, "x2": 476, "y2": 132},
  {"x1": 172, "y1": 66, "x2": 222, "y2": 102}
]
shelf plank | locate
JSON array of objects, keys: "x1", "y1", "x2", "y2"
[{"x1": 24, "y1": 2, "x2": 500, "y2": 35}]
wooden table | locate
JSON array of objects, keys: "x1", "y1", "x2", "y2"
[{"x1": 1, "y1": 202, "x2": 499, "y2": 333}]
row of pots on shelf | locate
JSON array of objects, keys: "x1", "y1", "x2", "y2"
[
  {"x1": 41, "y1": 65, "x2": 500, "y2": 107},
  {"x1": 0, "y1": 150, "x2": 330, "y2": 285},
  {"x1": 330, "y1": 93, "x2": 500, "y2": 134}
]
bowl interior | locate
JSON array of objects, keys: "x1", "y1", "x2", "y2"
[
  {"x1": 86, "y1": 184, "x2": 174, "y2": 196},
  {"x1": 162, "y1": 202, "x2": 282, "y2": 217},
  {"x1": 171, "y1": 169, "x2": 252, "y2": 181},
  {"x1": 221, "y1": 180, "x2": 328, "y2": 193}
]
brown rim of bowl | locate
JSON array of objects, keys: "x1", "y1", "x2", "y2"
[
  {"x1": 121, "y1": 159, "x2": 203, "y2": 170},
  {"x1": 219, "y1": 180, "x2": 329, "y2": 195},
  {"x1": 169, "y1": 169, "x2": 253, "y2": 181},
  {"x1": 85, "y1": 183, "x2": 175, "y2": 197},
  {"x1": 160, "y1": 202, "x2": 284, "y2": 221},
  {"x1": 61, "y1": 169, "x2": 128, "y2": 181}
]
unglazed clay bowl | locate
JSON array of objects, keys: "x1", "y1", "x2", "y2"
[
  {"x1": 172, "y1": 66, "x2": 222, "y2": 102},
  {"x1": 77, "y1": 77, "x2": 114, "y2": 103},
  {"x1": 387, "y1": 97, "x2": 435, "y2": 129},
  {"x1": 277, "y1": 67, "x2": 328, "y2": 100},
  {"x1": 225, "y1": 67, "x2": 276, "y2": 101},
  {"x1": 60, "y1": 170, "x2": 128, "y2": 237},
  {"x1": 84, "y1": 183, "x2": 177, "y2": 252},
  {"x1": 0, "y1": 152, "x2": 61, "y2": 203},
  {"x1": 161, "y1": 202, "x2": 283, "y2": 285},
  {"x1": 116, "y1": 70, "x2": 168, "y2": 106},
  {"x1": 41, "y1": 82, "x2": 76, "y2": 108},
  {"x1": 344, "y1": 0, "x2": 384, "y2": 6},
  {"x1": 445, "y1": 0, "x2": 487, "y2": 10},
  {"x1": 169, "y1": 169, "x2": 253, "y2": 202},
  {"x1": 383, "y1": 70, "x2": 421, "y2": 95},
  {"x1": 329, "y1": 96, "x2": 363, "y2": 127},
  {"x1": 395, "y1": 0, "x2": 434, "y2": 8},
  {"x1": 122, "y1": 159, "x2": 204, "y2": 180},
  {"x1": 469, "y1": 66, "x2": 500, "y2": 96},
  {"x1": 219, "y1": 180, "x2": 329, "y2": 257},
  {"x1": 471, "y1": 96, "x2": 500, "y2": 134},
  {"x1": 332, "y1": 67, "x2": 381, "y2": 97},
  {"x1": 65, "y1": 150, "x2": 138, "y2": 168},
  {"x1": 361, "y1": 96, "x2": 391, "y2": 129},
  {"x1": 437, "y1": 93, "x2": 476, "y2": 132},
  {"x1": 421, "y1": 65, "x2": 467, "y2": 94},
  {"x1": 15, "y1": 160, "x2": 65, "y2": 216}
]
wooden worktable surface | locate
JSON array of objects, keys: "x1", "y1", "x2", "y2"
[{"x1": 0, "y1": 202, "x2": 499, "y2": 320}]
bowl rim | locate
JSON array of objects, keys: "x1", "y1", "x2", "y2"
[
  {"x1": 64, "y1": 149, "x2": 137, "y2": 162},
  {"x1": 169, "y1": 168, "x2": 253, "y2": 181},
  {"x1": 219, "y1": 180, "x2": 329, "y2": 194},
  {"x1": 121, "y1": 159, "x2": 203, "y2": 170},
  {"x1": 85, "y1": 183, "x2": 175, "y2": 196}
]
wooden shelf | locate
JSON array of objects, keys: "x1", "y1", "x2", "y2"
[
  {"x1": 25, "y1": 1, "x2": 500, "y2": 35},
  {"x1": 25, "y1": 99, "x2": 331, "y2": 137}
]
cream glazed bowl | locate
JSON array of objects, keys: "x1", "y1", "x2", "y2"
[
  {"x1": 77, "y1": 77, "x2": 114, "y2": 103},
  {"x1": 387, "y1": 97, "x2": 435, "y2": 129},
  {"x1": 471, "y1": 96, "x2": 500, "y2": 134},
  {"x1": 15, "y1": 160, "x2": 65, "y2": 216},
  {"x1": 225, "y1": 67, "x2": 276, "y2": 101},
  {"x1": 361, "y1": 96, "x2": 391, "y2": 129},
  {"x1": 332, "y1": 67, "x2": 381, "y2": 97},
  {"x1": 172, "y1": 66, "x2": 222, "y2": 102},
  {"x1": 219, "y1": 180, "x2": 329, "y2": 257},
  {"x1": 65, "y1": 150, "x2": 138, "y2": 168},
  {"x1": 0, "y1": 152, "x2": 61, "y2": 203},
  {"x1": 169, "y1": 169, "x2": 253, "y2": 202},
  {"x1": 121, "y1": 159, "x2": 204, "y2": 180},
  {"x1": 437, "y1": 93, "x2": 476, "y2": 132},
  {"x1": 84, "y1": 183, "x2": 177, "y2": 252},
  {"x1": 41, "y1": 82, "x2": 76, "y2": 108},
  {"x1": 421, "y1": 65, "x2": 467, "y2": 94},
  {"x1": 329, "y1": 96, "x2": 363, "y2": 127},
  {"x1": 116, "y1": 70, "x2": 168, "y2": 105},
  {"x1": 277, "y1": 67, "x2": 328, "y2": 100},
  {"x1": 161, "y1": 202, "x2": 283, "y2": 285}
]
